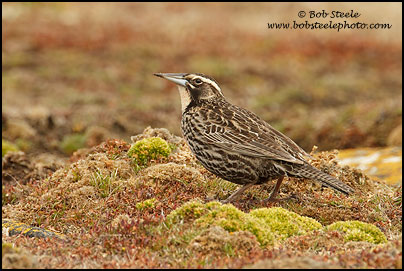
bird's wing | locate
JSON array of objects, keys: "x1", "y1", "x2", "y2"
[
  {"x1": 194, "y1": 105, "x2": 306, "y2": 164},
  {"x1": 203, "y1": 132, "x2": 303, "y2": 164}
]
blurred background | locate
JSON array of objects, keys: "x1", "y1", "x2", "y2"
[{"x1": 2, "y1": 2, "x2": 402, "y2": 158}]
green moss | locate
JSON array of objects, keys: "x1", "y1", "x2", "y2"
[
  {"x1": 166, "y1": 201, "x2": 323, "y2": 247},
  {"x1": 326, "y1": 221, "x2": 387, "y2": 244},
  {"x1": 2, "y1": 139, "x2": 19, "y2": 157},
  {"x1": 136, "y1": 198, "x2": 158, "y2": 211},
  {"x1": 195, "y1": 203, "x2": 274, "y2": 246},
  {"x1": 127, "y1": 137, "x2": 172, "y2": 165},
  {"x1": 165, "y1": 200, "x2": 207, "y2": 226},
  {"x1": 60, "y1": 133, "x2": 87, "y2": 155},
  {"x1": 250, "y1": 207, "x2": 322, "y2": 240},
  {"x1": 196, "y1": 202, "x2": 248, "y2": 232}
]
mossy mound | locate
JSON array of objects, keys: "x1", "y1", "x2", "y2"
[
  {"x1": 2, "y1": 131, "x2": 206, "y2": 234},
  {"x1": 326, "y1": 220, "x2": 387, "y2": 244},
  {"x1": 249, "y1": 207, "x2": 322, "y2": 240},
  {"x1": 128, "y1": 137, "x2": 172, "y2": 165},
  {"x1": 2, "y1": 151, "x2": 135, "y2": 232},
  {"x1": 166, "y1": 200, "x2": 388, "y2": 249},
  {"x1": 130, "y1": 126, "x2": 197, "y2": 166},
  {"x1": 166, "y1": 200, "x2": 322, "y2": 246},
  {"x1": 166, "y1": 200, "x2": 209, "y2": 225}
]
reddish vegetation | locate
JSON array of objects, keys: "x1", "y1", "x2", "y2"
[{"x1": 2, "y1": 128, "x2": 402, "y2": 268}]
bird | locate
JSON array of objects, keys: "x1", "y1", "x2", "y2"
[{"x1": 154, "y1": 73, "x2": 354, "y2": 203}]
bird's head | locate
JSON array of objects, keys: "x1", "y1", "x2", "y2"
[{"x1": 154, "y1": 73, "x2": 224, "y2": 112}]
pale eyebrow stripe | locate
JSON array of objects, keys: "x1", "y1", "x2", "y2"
[{"x1": 192, "y1": 76, "x2": 222, "y2": 94}]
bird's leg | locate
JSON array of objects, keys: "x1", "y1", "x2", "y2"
[
  {"x1": 221, "y1": 183, "x2": 255, "y2": 204},
  {"x1": 263, "y1": 176, "x2": 286, "y2": 203}
]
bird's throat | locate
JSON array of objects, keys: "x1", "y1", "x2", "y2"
[{"x1": 177, "y1": 86, "x2": 193, "y2": 113}]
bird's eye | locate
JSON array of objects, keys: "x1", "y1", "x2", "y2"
[{"x1": 194, "y1": 78, "x2": 203, "y2": 85}]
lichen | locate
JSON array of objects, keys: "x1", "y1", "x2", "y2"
[
  {"x1": 127, "y1": 137, "x2": 172, "y2": 165},
  {"x1": 326, "y1": 220, "x2": 387, "y2": 244},
  {"x1": 2, "y1": 219, "x2": 67, "y2": 240}
]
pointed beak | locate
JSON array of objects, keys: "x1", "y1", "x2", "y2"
[{"x1": 154, "y1": 73, "x2": 187, "y2": 87}]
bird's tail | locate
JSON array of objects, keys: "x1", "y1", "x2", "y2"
[{"x1": 295, "y1": 164, "x2": 354, "y2": 195}]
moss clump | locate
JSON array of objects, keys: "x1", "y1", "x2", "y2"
[
  {"x1": 60, "y1": 133, "x2": 87, "y2": 155},
  {"x1": 166, "y1": 200, "x2": 207, "y2": 226},
  {"x1": 250, "y1": 207, "x2": 322, "y2": 240},
  {"x1": 136, "y1": 198, "x2": 158, "y2": 211},
  {"x1": 166, "y1": 201, "x2": 322, "y2": 246},
  {"x1": 2, "y1": 139, "x2": 19, "y2": 157},
  {"x1": 195, "y1": 202, "x2": 275, "y2": 246},
  {"x1": 195, "y1": 201, "x2": 249, "y2": 232},
  {"x1": 127, "y1": 137, "x2": 172, "y2": 165},
  {"x1": 326, "y1": 221, "x2": 387, "y2": 244}
]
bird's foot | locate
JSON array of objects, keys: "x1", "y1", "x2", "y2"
[
  {"x1": 262, "y1": 193, "x2": 295, "y2": 204},
  {"x1": 204, "y1": 196, "x2": 222, "y2": 203},
  {"x1": 219, "y1": 183, "x2": 255, "y2": 205},
  {"x1": 220, "y1": 198, "x2": 232, "y2": 204}
]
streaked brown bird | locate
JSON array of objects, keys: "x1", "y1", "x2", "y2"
[{"x1": 154, "y1": 73, "x2": 354, "y2": 203}]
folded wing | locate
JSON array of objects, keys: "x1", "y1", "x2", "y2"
[{"x1": 195, "y1": 104, "x2": 310, "y2": 165}]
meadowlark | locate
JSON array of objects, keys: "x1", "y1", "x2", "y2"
[{"x1": 154, "y1": 73, "x2": 354, "y2": 203}]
